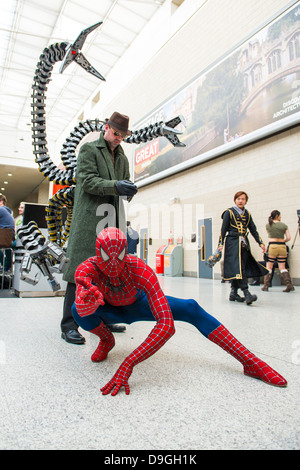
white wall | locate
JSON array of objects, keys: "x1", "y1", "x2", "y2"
[{"x1": 60, "y1": 0, "x2": 300, "y2": 282}]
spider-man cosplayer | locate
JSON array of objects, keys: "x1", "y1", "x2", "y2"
[{"x1": 72, "y1": 227, "x2": 287, "y2": 396}]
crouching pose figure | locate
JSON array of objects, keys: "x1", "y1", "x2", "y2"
[{"x1": 72, "y1": 227, "x2": 287, "y2": 396}]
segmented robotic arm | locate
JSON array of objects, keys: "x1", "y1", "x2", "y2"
[
  {"x1": 24, "y1": 21, "x2": 186, "y2": 290},
  {"x1": 17, "y1": 222, "x2": 69, "y2": 291}
]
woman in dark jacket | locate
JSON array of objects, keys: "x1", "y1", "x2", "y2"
[{"x1": 218, "y1": 191, "x2": 268, "y2": 305}]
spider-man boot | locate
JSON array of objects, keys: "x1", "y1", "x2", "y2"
[
  {"x1": 90, "y1": 321, "x2": 115, "y2": 362},
  {"x1": 208, "y1": 324, "x2": 287, "y2": 387}
]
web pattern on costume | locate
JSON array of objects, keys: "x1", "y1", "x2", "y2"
[
  {"x1": 208, "y1": 325, "x2": 287, "y2": 387},
  {"x1": 75, "y1": 227, "x2": 175, "y2": 395},
  {"x1": 75, "y1": 228, "x2": 287, "y2": 395}
]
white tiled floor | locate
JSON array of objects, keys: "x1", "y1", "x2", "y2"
[{"x1": 0, "y1": 277, "x2": 299, "y2": 450}]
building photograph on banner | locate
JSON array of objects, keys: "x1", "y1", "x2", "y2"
[{"x1": 134, "y1": 2, "x2": 300, "y2": 186}]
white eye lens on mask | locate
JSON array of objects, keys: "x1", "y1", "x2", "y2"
[
  {"x1": 117, "y1": 247, "x2": 126, "y2": 261},
  {"x1": 100, "y1": 247, "x2": 110, "y2": 262}
]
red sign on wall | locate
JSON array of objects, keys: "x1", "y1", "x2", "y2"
[{"x1": 135, "y1": 139, "x2": 159, "y2": 166}]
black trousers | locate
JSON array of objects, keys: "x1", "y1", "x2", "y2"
[
  {"x1": 231, "y1": 245, "x2": 249, "y2": 291},
  {"x1": 61, "y1": 282, "x2": 78, "y2": 332}
]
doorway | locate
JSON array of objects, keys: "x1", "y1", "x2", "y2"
[
  {"x1": 139, "y1": 228, "x2": 148, "y2": 264},
  {"x1": 198, "y1": 218, "x2": 213, "y2": 279}
]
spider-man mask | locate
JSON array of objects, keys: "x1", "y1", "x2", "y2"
[{"x1": 96, "y1": 227, "x2": 127, "y2": 277}]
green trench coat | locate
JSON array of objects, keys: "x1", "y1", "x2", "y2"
[{"x1": 63, "y1": 133, "x2": 130, "y2": 283}]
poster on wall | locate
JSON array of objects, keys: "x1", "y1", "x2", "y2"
[{"x1": 133, "y1": 2, "x2": 300, "y2": 186}]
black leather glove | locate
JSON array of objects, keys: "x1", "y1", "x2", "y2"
[{"x1": 115, "y1": 180, "x2": 138, "y2": 196}]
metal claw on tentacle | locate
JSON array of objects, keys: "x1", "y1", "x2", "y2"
[
  {"x1": 59, "y1": 21, "x2": 105, "y2": 81},
  {"x1": 124, "y1": 115, "x2": 186, "y2": 147},
  {"x1": 17, "y1": 222, "x2": 69, "y2": 291},
  {"x1": 161, "y1": 115, "x2": 186, "y2": 147}
]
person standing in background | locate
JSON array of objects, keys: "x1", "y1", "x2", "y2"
[
  {"x1": 126, "y1": 221, "x2": 139, "y2": 256},
  {"x1": 0, "y1": 195, "x2": 15, "y2": 271},
  {"x1": 218, "y1": 191, "x2": 268, "y2": 305},
  {"x1": 14, "y1": 202, "x2": 24, "y2": 234},
  {"x1": 262, "y1": 210, "x2": 294, "y2": 292}
]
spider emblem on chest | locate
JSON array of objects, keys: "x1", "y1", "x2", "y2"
[{"x1": 106, "y1": 279, "x2": 125, "y2": 294}]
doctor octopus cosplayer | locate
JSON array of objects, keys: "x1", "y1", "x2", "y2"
[{"x1": 72, "y1": 227, "x2": 287, "y2": 396}]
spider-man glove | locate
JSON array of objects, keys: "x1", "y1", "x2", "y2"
[
  {"x1": 75, "y1": 276, "x2": 105, "y2": 317},
  {"x1": 101, "y1": 317, "x2": 175, "y2": 396},
  {"x1": 101, "y1": 358, "x2": 133, "y2": 396}
]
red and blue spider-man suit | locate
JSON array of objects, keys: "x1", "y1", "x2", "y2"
[{"x1": 73, "y1": 227, "x2": 287, "y2": 396}]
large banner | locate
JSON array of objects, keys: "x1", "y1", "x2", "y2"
[{"x1": 134, "y1": 2, "x2": 300, "y2": 186}]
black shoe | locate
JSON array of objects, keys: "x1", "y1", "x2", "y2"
[
  {"x1": 107, "y1": 324, "x2": 126, "y2": 333},
  {"x1": 61, "y1": 329, "x2": 85, "y2": 344},
  {"x1": 229, "y1": 288, "x2": 245, "y2": 302},
  {"x1": 243, "y1": 290, "x2": 257, "y2": 305},
  {"x1": 229, "y1": 293, "x2": 245, "y2": 302},
  {"x1": 250, "y1": 280, "x2": 260, "y2": 286}
]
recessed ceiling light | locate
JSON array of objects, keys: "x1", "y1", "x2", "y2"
[{"x1": 8, "y1": 173, "x2": 12, "y2": 176}]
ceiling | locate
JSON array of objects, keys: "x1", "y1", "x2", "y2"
[{"x1": 0, "y1": 0, "x2": 166, "y2": 211}]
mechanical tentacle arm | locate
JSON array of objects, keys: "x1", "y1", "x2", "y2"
[
  {"x1": 25, "y1": 22, "x2": 186, "y2": 290},
  {"x1": 31, "y1": 23, "x2": 185, "y2": 189},
  {"x1": 17, "y1": 222, "x2": 69, "y2": 291}
]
